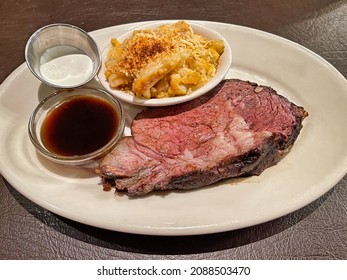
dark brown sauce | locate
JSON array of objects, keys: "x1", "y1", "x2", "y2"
[{"x1": 41, "y1": 95, "x2": 119, "y2": 156}]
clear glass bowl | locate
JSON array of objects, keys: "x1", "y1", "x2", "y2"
[
  {"x1": 25, "y1": 23, "x2": 101, "y2": 88},
  {"x1": 28, "y1": 87, "x2": 125, "y2": 166}
]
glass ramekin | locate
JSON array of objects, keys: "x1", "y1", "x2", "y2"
[{"x1": 28, "y1": 87, "x2": 125, "y2": 166}]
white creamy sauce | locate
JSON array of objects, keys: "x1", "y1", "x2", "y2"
[{"x1": 39, "y1": 54, "x2": 93, "y2": 87}]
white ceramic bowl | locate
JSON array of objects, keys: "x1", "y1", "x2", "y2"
[{"x1": 98, "y1": 20, "x2": 232, "y2": 107}]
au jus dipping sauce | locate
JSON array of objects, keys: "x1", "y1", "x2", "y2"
[{"x1": 41, "y1": 95, "x2": 119, "y2": 156}]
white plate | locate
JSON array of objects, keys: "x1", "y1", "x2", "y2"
[
  {"x1": 1, "y1": 21, "x2": 347, "y2": 236},
  {"x1": 98, "y1": 20, "x2": 232, "y2": 106}
]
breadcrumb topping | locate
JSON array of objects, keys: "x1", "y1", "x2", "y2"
[{"x1": 105, "y1": 21, "x2": 225, "y2": 99}]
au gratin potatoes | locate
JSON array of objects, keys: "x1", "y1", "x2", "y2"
[{"x1": 104, "y1": 21, "x2": 225, "y2": 99}]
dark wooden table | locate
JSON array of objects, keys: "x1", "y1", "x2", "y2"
[{"x1": 1, "y1": 0, "x2": 346, "y2": 259}]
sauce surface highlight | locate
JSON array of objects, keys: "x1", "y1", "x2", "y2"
[{"x1": 41, "y1": 95, "x2": 119, "y2": 156}]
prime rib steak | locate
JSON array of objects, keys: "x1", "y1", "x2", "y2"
[{"x1": 97, "y1": 79, "x2": 308, "y2": 196}]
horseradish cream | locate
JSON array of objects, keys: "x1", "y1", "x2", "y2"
[{"x1": 40, "y1": 53, "x2": 93, "y2": 87}]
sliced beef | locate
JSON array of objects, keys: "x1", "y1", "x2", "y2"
[{"x1": 97, "y1": 79, "x2": 308, "y2": 196}]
